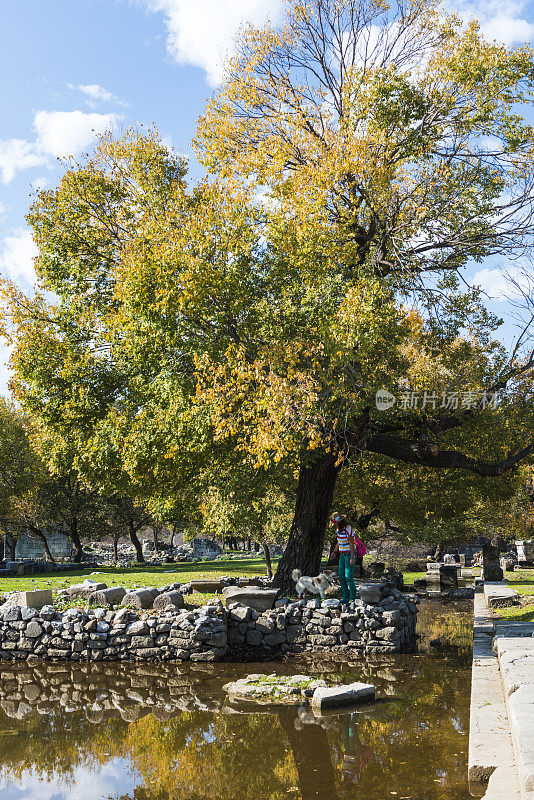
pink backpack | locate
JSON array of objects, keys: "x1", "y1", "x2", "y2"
[{"x1": 353, "y1": 534, "x2": 366, "y2": 558}]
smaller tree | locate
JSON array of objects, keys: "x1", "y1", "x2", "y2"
[
  {"x1": 201, "y1": 468, "x2": 294, "y2": 578},
  {"x1": 0, "y1": 402, "x2": 116, "y2": 561},
  {"x1": 108, "y1": 495, "x2": 152, "y2": 563}
]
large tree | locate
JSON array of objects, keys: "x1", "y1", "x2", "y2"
[
  {"x1": 4, "y1": 0, "x2": 534, "y2": 590},
  {"x1": 193, "y1": 0, "x2": 534, "y2": 587}
]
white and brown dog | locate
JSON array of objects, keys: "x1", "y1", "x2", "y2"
[{"x1": 292, "y1": 568, "x2": 337, "y2": 600}]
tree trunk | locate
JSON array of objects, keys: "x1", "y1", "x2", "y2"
[
  {"x1": 262, "y1": 541, "x2": 273, "y2": 580},
  {"x1": 277, "y1": 709, "x2": 340, "y2": 800},
  {"x1": 31, "y1": 529, "x2": 55, "y2": 563},
  {"x1": 153, "y1": 525, "x2": 160, "y2": 552},
  {"x1": 170, "y1": 523, "x2": 179, "y2": 548},
  {"x1": 69, "y1": 521, "x2": 84, "y2": 563},
  {"x1": 5, "y1": 529, "x2": 16, "y2": 561},
  {"x1": 274, "y1": 451, "x2": 340, "y2": 592},
  {"x1": 129, "y1": 524, "x2": 145, "y2": 563}
]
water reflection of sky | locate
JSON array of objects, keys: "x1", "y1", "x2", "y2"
[{"x1": 0, "y1": 759, "x2": 137, "y2": 800}]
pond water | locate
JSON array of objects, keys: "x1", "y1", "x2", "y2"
[{"x1": 0, "y1": 600, "x2": 472, "y2": 800}]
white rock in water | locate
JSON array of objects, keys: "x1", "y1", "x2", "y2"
[{"x1": 311, "y1": 682, "x2": 375, "y2": 711}]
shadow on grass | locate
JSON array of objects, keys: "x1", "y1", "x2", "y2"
[
  {"x1": 496, "y1": 603, "x2": 534, "y2": 622},
  {"x1": 47, "y1": 557, "x2": 274, "y2": 579}
]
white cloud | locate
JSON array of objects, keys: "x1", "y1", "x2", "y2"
[
  {"x1": 480, "y1": 13, "x2": 534, "y2": 44},
  {"x1": 449, "y1": 0, "x2": 534, "y2": 45},
  {"x1": 0, "y1": 759, "x2": 136, "y2": 800},
  {"x1": 0, "y1": 139, "x2": 47, "y2": 184},
  {"x1": 71, "y1": 83, "x2": 128, "y2": 107},
  {"x1": 140, "y1": 0, "x2": 534, "y2": 87},
  {"x1": 0, "y1": 228, "x2": 38, "y2": 287},
  {"x1": 142, "y1": 0, "x2": 284, "y2": 85},
  {"x1": 33, "y1": 110, "x2": 121, "y2": 159},
  {"x1": 77, "y1": 83, "x2": 115, "y2": 102},
  {"x1": 0, "y1": 110, "x2": 121, "y2": 184},
  {"x1": 473, "y1": 265, "x2": 533, "y2": 300},
  {"x1": 30, "y1": 176, "x2": 49, "y2": 191}
]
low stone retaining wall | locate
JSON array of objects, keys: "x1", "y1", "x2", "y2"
[
  {"x1": 228, "y1": 583, "x2": 418, "y2": 655},
  {"x1": 0, "y1": 583, "x2": 418, "y2": 662},
  {"x1": 0, "y1": 602, "x2": 227, "y2": 663}
]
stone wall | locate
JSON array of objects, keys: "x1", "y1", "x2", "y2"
[
  {"x1": 0, "y1": 582, "x2": 418, "y2": 662},
  {"x1": 0, "y1": 602, "x2": 227, "y2": 663},
  {"x1": 192, "y1": 538, "x2": 223, "y2": 558},
  {"x1": 228, "y1": 583, "x2": 418, "y2": 655},
  {"x1": 13, "y1": 532, "x2": 71, "y2": 561}
]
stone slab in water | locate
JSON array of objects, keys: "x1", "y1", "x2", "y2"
[
  {"x1": 222, "y1": 586, "x2": 279, "y2": 611},
  {"x1": 224, "y1": 674, "x2": 327, "y2": 705},
  {"x1": 311, "y1": 682, "x2": 375, "y2": 711}
]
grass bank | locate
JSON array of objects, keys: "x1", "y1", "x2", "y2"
[
  {"x1": 494, "y1": 569, "x2": 534, "y2": 622},
  {"x1": 0, "y1": 557, "x2": 276, "y2": 606}
]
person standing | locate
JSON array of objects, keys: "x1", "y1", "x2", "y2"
[{"x1": 331, "y1": 517, "x2": 357, "y2": 603}]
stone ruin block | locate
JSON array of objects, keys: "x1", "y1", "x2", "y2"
[
  {"x1": 9, "y1": 589, "x2": 53, "y2": 609},
  {"x1": 89, "y1": 587, "x2": 127, "y2": 605},
  {"x1": 121, "y1": 589, "x2": 155, "y2": 609},
  {"x1": 439, "y1": 565, "x2": 458, "y2": 591},
  {"x1": 482, "y1": 544, "x2": 503, "y2": 581},
  {"x1": 515, "y1": 540, "x2": 534, "y2": 564},
  {"x1": 311, "y1": 682, "x2": 375, "y2": 711},
  {"x1": 192, "y1": 538, "x2": 223, "y2": 558}
]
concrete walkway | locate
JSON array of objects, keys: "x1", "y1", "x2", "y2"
[
  {"x1": 469, "y1": 586, "x2": 534, "y2": 799},
  {"x1": 495, "y1": 634, "x2": 534, "y2": 799},
  {"x1": 469, "y1": 590, "x2": 521, "y2": 799}
]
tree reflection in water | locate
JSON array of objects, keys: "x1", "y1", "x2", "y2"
[{"x1": 0, "y1": 601, "x2": 472, "y2": 800}]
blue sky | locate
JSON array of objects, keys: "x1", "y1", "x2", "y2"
[{"x1": 1, "y1": 0, "x2": 534, "y2": 393}]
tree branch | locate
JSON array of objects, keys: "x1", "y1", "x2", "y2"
[{"x1": 365, "y1": 434, "x2": 534, "y2": 476}]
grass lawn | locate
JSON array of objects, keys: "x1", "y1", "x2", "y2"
[
  {"x1": 0, "y1": 557, "x2": 276, "y2": 607},
  {"x1": 494, "y1": 569, "x2": 534, "y2": 622},
  {"x1": 402, "y1": 571, "x2": 425, "y2": 585}
]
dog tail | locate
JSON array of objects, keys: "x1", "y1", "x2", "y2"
[{"x1": 291, "y1": 568, "x2": 302, "y2": 582}]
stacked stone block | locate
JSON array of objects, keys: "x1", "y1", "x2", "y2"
[
  {"x1": 0, "y1": 602, "x2": 227, "y2": 663},
  {"x1": 227, "y1": 582, "x2": 418, "y2": 655}
]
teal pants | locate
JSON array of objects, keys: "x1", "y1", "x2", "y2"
[{"x1": 338, "y1": 553, "x2": 356, "y2": 602}]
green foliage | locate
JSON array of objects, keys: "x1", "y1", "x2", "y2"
[{"x1": 3, "y1": 0, "x2": 534, "y2": 559}]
